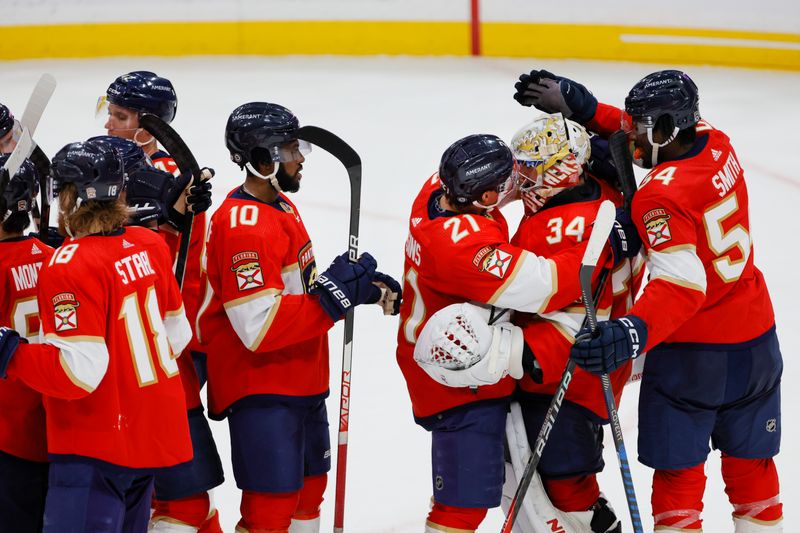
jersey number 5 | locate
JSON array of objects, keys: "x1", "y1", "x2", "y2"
[{"x1": 703, "y1": 193, "x2": 751, "y2": 283}]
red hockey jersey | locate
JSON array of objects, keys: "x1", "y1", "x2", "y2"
[
  {"x1": 590, "y1": 108, "x2": 775, "y2": 348},
  {"x1": 198, "y1": 187, "x2": 333, "y2": 419},
  {"x1": 7, "y1": 227, "x2": 193, "y2": 469},
  {"x1": 153, "y1": 150, "x2": 207, "y2": 410},
  {"x1": 0, "y1": 237, "x2": 53, "y2": 462},
  {"x1": 511, "y1": 177, "x2": 644, "y2": 418},
  {"x1": 396, "y1": 174, "x2": 593, "y2": 419}
]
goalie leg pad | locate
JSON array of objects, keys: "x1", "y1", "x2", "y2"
[
  {"x1": 721, "y1": 455, "x2": 782, "y2": 525},
  {"x1": 518, "y1": 394, "x2": 605, "y2": 480},
  {"x1": 420, "y1": 400, "x2": 508, "y2": 508}
]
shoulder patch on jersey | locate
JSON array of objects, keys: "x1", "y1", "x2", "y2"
[
  {"x1": 711, "y1": 149, "x2": 722, "y2": 161},
  {"x1": 297, "y1": 241, "x2": 318, "y2": 293},
  {"x1": 478, "y1": 248, "x2": 514, "y2": 279},
  {"x1": 31, "y1": 243, "x2": 42, "y2": 255},
  {"x1": 411, "y1": 217, "x2": 423, "y2": 227},
  {"x1": 472, "y1": 246, "x2": 494, "y2": 268},
  {"x1": 122, "y1": 239, "x2": 134, "y2": 249},
  {"x1": 53, "y1": 292, "x2": 80, "y2": 332},
  {"x1": 231, "y1": 251, "x2": 264, "y2": 291},
  {"x1": 643, "y1": 208, "x2": 672, "y2": 247}
]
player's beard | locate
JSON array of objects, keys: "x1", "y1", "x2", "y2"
[{"x1": 277, "y1": 164, "x2": 301, "y2": 193}]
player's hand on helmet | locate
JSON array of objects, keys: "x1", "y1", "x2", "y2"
[
  {"x1": 513, "y1": 69, "x2": 598, "y2": 124},
  {"x1": 312, "y1": 252, "x2": 382, "y2": 321},
  {"x1": 413, "y1": 303, "x2": 532, "y2": 388},
  {"x1": 371, "y1": 272, "x2": 402, "y2": 315},
  {"x1": 167, "y1": 167, "x2": 214, "y2": 229},
  {"x1": 0, "y1": 327, "x2": 23, "y2": 379},
  {"x1": 570, "y1": 315, "x2": 647, "y2": 375},
  {"x1": 607, "y1": 208, "x2": 642, "y2": 266}
]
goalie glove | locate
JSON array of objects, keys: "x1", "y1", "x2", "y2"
[{"x1": 414, "y1": 303, "x2": 526, "y2": 388}]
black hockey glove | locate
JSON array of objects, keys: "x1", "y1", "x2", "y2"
[
  {"x1": 311, "y1": 252, "x2": 382, "y2": 322},
  {"x1": 0, "y1": 327, "x2": 22, "y2": 379},
  {"x1": 586, "y1": 136, "x2": 620, "y2": 189},
  {"x1": 372, "y1": 271, "x2": 402, "y2": 315},
  {"x1": 166, "y1": 168, "x2": 214, "y2": 229},
  {"x1": 608, "y1": 208, "x2": 642, "y2": 266},
  {"x1": 570, "y1": 315, "x2": 647, "y2": 375},
  {"x1": 127, "y1": 167, "x2": 172, "y2": 226},
  {"x1": 513, "y1": 69, "x2": 598, "y2": 124}
]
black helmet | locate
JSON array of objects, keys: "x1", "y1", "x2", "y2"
[
  {"x1": 0, "y1": 155, "x2": 38, "y2": 222},
  {"x1": 225, "y1": 102, "x2": 305, "y2": 169},
  {"x1": 439, "y1": 134, "x2": 515, "y2": 206},
  {"x1": 106, "y1": 71, "x2": 178, "y2": 123},
  {"x1": 625, "y1": 70, "x2": 700, "y2": 131},
  {"x1": 52, "y1": 140, "x2": 126, "y2": 204}
]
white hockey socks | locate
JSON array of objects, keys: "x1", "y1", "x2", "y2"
[
  {"x1": 733, "y1": 516, "x2": 784, "y2": 532},
  {"x1": 289, "y1": 516, "x2": 321, "y2": 533}
]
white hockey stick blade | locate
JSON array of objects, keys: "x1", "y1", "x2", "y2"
[
  {"x1": 19, "y1": 74, "x2": 56, "y2": 135},
  {"x1": 582, "y1": 200, "x2": 616, "y2": 268},
  {"x1": 4, "y1": 128, "x2": 35, "y2": 178}
]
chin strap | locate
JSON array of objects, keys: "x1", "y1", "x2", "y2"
[
  {"x1": 245, "y1": 161, "x2": 281, "y2": 192},
  {"x1": 132, "y1": 128, "x2": 157, "y2": 149},
  {"x1": 646, "y1": 126, "x2": 680, "y2": 168}
]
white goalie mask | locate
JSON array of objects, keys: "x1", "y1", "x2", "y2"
[{"x1": 510, "y1": 113, "x2": 591, "y2": 214}]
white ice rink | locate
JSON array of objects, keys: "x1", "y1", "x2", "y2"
[{"x1": 2, "y1": 55, "x2": 798, "y2": 532}]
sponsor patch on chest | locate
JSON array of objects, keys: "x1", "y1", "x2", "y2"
[
  {"x1": 643, "y1": 208, "x2": 672, "y2": 247},
  {"x1": 52, "y1": 292, "x2": 79, "y2": 332},
  {"x1": 231, "y1": 251, "x2": 264, "y2": 291}
]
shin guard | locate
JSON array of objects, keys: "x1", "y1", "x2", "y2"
[
  {"x1": 237, "y1": 490, "x2": 300, "y2": 533},
  {"x1": 722, "y1": 455, "x2": 782, "y2": 529},
  {"x1": 651, "y1": 465, "x2": 705, "y2": 531}
]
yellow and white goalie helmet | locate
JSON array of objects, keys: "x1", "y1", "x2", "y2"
[{"x1": 510, "y1": 113, "x2": 591, "y2": 213}]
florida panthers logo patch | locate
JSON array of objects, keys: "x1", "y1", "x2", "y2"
[
  {"x1": 52, "y1": 292, "x2": 79, "y2": 332},
  {"x1": 480, "y1": 248, "x2": 514, "y2": 279},
  {"x1": 231, "y1": 251, "x2": 264, "y2": 291},
  {"x1": 643, "y1": 208, "x2": 672, "y2": 247}
]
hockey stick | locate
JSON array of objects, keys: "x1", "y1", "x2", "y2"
[
  {"x1": 501, "y1": 200, "x2": 616, "y2": 533},
  {"x1": 16, "y1": 73, "x2": 56, "y2": 233},
  {"x1": 296, "y1": 125, "x2": 361, "y2": 533},
  {"x1": 139, "y1": 113, "x2": 203, "y2": 289},
  {"x1": 596, "y1": 130, "x2": 644, "y2": 533}
]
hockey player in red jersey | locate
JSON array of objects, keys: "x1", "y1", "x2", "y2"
[
  {"x1": 198, "y1": 102, "x2": 400, "y2": 533},
  {"x1": 396, "y1": 133, "x2": 639, "y2": 533},
  {"x1": 98, "y1": 71, "x2": 222, "y2": 532},
  {"x1": 411, "y1": 117, "x2": 642, "y2": 533},
  {"x1": 0, "y1": 156, "x2": 53, "y2": 533},
  {"x1": 0, "y1": 139, "x2": 194, "y2": 532},
  {"x1": 517, "y1": 69, "x2": 784, "y2": 531}
]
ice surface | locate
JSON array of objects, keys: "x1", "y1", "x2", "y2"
[{"x1": 2, "y1": 55, "x2": 797, "y2": 531}]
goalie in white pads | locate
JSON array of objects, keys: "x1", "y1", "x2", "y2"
[{"x1": 414, "y1": 114, "x2": 644, "y2": 532}]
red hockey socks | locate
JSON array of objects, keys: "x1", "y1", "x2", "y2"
[
  {"x1": 237, "y1": 490, "x2": 300, "y2": 533},
  {"x1": 721, "y1": 455, "x2": 783, "y2": 524},
  {"x1": 542, "y1": 475, "x2": 601, "y2": 512},
  {"x1": 152, "y1": 493, "x2": 215, "y2": 529},
  {"x1": 293, "y1": 474, "x2": 327, "y2": 521},
  {"x1": 199, "y1": 509, "x2": 223, "y2": 533},
  {"x1": 426, "y1": 502, "x2": 487, "y2": 532},
  {"x1": 651, "y1": 464, "x2": 706, "y2": 530}
]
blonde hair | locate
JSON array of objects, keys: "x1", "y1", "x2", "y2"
[{"x1": 58, "y1": 184, "x2": 128, "y2": 238}]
